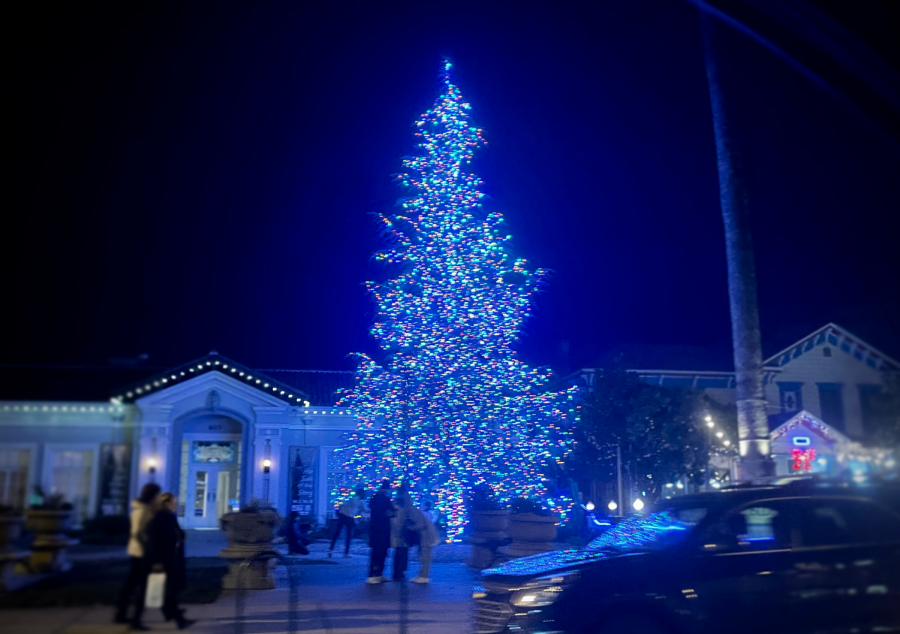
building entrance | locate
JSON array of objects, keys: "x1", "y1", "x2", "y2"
[{"x1": 179, "y1": 437, "x2": 241, "y2": 528}]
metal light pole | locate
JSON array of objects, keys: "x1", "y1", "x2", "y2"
[
  {"x1": 705, "y1": 416, "x2": 715, "y2": 491},
  {"x1": 616, "y1": 445, "x2": 624, "y2": 516}
]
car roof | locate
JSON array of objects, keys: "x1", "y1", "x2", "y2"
[{"x1": 654, "y1": 477, "x2": 898, "y2": 511}]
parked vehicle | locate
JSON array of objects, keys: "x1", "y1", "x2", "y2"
[{"x1": 474, "y1": 480, "x2": 900, "y2": 634}]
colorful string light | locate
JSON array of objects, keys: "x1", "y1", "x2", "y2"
[{"x1": 333, "y1": 62, "x2": 577, "y2": 541}]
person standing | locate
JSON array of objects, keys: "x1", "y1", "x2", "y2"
[
  {"x1": 329, "y1": 487, "x2": 366, "y2": 558},
  {"x1": 114, "y1": 482, "x2": 160, "y2": 629},
  {"x1": 421, "y1": 500, "x2": 436, "y2": 525},
  {"x1": 146, "y1": 492, "x2": 195, "y2": 630},
  {"x1": 408, "y1": 500, "x2": 440, "y2": 584},
  {"x1": 366, "y1": 481, "x2": 393, "y2": 584},
  {"x1": 390, "y1": 489, "x2": 415, "y2": 581},
  {"x1": 285, "y1": 511, "x2": 310, "y2": 556}
]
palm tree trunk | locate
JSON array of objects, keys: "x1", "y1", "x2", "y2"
[{"x1": 702, "y1": 13, "x2": 774, "y2": 480}]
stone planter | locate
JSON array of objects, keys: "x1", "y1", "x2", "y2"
[
  {"x1": 218, "y1": 509, "x2": 281, "y2": 589},
  {"x1": 470, "y1": 510, "x2": 509, "y2": 535},
  {"x1": 23, "y1": 510, "x2": 77, "y2": 573},
  {"x1": 507, "y1": 513, "x2": 557, "y2": 558},
  {"x1": 466, "y1": 509, "x2": 509, "y2": 569}
]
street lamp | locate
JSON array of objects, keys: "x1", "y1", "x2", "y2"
[
  {"x1": 607, "y1": 500, "x2": 618, "y2": 513},
  {"x1": 262, "y1": 458, "x2": 272, "y2": 503},
  {"x1": 633, "y1": 498, "x2": 645, "y2": 512},
  {"x1": 585, "y1": 501, "x2": 595, "y2": 511}
]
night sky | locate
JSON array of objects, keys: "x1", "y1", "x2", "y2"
[{"x1": 6, "y1": 1, "x2": 899, "y2": 374}]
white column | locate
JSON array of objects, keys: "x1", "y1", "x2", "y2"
[
  {"x1": 253, "y1": 428, "x2": 282, "y2": 511},
  {"x1": 135, "y1": 405, "x2": 173, "y2": 494}
]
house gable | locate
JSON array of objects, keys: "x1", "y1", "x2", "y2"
[
  {"x1": 770, "y1": 410, "x2": 849, "y2": 445},
  {"x1": 112, "y1": 352, "x2": 312, "y2": 407},
  {"x1": 765, "y1": 323, "x2": 900, "y2": 373},
  {"x1": 134, "y1": 370, "x2": 288, "y2": 410}
]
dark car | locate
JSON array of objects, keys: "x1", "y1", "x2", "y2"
[{"x1": 474, "y1": 481, "x2": 900, "y2": 634}]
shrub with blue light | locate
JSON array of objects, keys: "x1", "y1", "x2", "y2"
[{"x1": 334, "y1": 62, "x2": 576, "y2": 541}]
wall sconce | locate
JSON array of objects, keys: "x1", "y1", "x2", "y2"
[
  {"x1": 148, "y1": 458, "x2": 157, "y2": 475},
  {"x1": 262, "y1": 459, "x2": 271, "y2": 475}
]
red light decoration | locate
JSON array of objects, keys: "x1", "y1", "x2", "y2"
[{"x1": 791, "y1": 448, "x2": 817, "y2": 472}]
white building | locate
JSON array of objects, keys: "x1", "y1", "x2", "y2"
[{"x1": 0, "y1": 352, "x2": 356, "y2": 528}]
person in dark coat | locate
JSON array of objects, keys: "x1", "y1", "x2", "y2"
[
  {"x1": 145, "y1": 492, "x2": 195, "y2": 630},
  {"x1": 114, "y1": 482, "x2": 160, "y2": 629},
  {"x1": 329, "y1": 488, "x2": 366, "y2": 558},
  {"x1": 390, "y1": 489, "x2": 414, "y2": 581},
  {"x1": 285, "y1": 512, "x2": 310, "y2": 555},
  {"x1": 366, "y1": 480, "x2": 394, "y2": 584}
]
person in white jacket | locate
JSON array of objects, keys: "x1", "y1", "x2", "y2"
[
  {"x1": 408, "y1": 500, "x2": 441, "y2": 584},
  {"x1": 114, "y1": 482, "x2": 161, "y2": 629}
]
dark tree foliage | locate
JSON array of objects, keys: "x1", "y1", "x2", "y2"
[{"x1": 574, "y1": 368, "x2": 717, "y2": 500}]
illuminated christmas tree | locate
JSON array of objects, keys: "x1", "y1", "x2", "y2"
[{"x1": 335, "y1": 62, "x2": 576, "y2": 541}]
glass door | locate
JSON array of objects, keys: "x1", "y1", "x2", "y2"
[
  {"x1": 183, "y1": 439, "x2": 240, "y2": 529},
  {"x1": 192, "y1": 470, "x2": 209, "y2": 524}
]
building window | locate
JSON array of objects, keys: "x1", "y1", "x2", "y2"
[
  {"x1": 823, "y1": 347, "x2": 832, "y2": 357},
  {"x1": 858, "y1": 384, "x2": 883, "y2": 436},
  {"x1": 50, "y1": 449, "x2": 94, "y2": 525},
  {"x1": 325, "y1": 447, "x2": 350, "y2": 513},
  {"x1": 777, "y1": 382, "x2": 804, "y2": 413},
  {"x1": 191, "y1": 441, "x2": 236, "y2": 463},
  {"x1": 817, "y1": 383, "x2": 845, "y2": 432},
  {"x1": 98, "y1": 444, "x2": 131, "y2": 516},
  {"x1": 0, "y1": 448, "x2": 30, "y2": 510}
]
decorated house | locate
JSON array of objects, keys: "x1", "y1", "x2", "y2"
[
  {"x1": 0, "y1": 352, "x2": 355, "y2": 527},
  {"x1": 582, "y1": 323, "x2": 898, "y2": 478},
  {"x1": 769, "y1": 410, "x2": 893, "y2": 477}
]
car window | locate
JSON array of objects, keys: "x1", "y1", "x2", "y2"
[
  {"x1": 702, "y1": 500, "x2": 796, "y2": 553},
  {"x1": 800, "y1": 498, "x2": 900, "y2": 547}
]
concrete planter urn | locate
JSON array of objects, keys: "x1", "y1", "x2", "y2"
[
  {"x1": 466, "y1": 509, "x2": 510, "y2": 569},
  {"x1": 507, "y1": 513, "x2": 557, "y2": 558},
  {"x1": 470, "y1": 510, "x2": 509, "y2": 535},
  {"x1": 218, "y1": 508, "x2": 281, "y2": 589},
  {"x1": 23, "y1": 510, "x2": 78, "y2": 573}
]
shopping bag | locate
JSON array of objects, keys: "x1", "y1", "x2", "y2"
[{"x1": 145, "y1": 572, "x2": 166, "y2": 608}]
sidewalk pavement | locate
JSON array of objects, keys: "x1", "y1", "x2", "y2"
[{"x1": 0, "y1": 539, "x2": 479, "y2": 634}]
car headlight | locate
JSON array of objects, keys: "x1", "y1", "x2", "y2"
[
  {"x1": 511, "y1": 588, "x2": 564, "y2": 607},
  {"x1": 510, "y1": 572, "x2": 579, "y2": 607}
]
